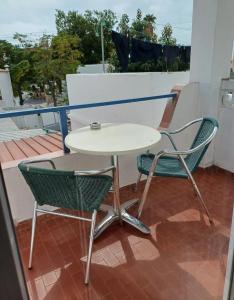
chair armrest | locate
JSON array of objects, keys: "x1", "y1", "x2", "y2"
[
  {"x1": 160, "y1": 131, "x2": 178, "y2": 150},
  {"x1": 167, "y1": 118, "x2": 203, "y2": 135},
  {"x1": 159, "y1": 127, "x2": 217, "y2": 157},
  {"x1": 74, "y1": 166, "x2": 115, "y2": 176},
  {"x1": 21, "y1": 159, "x2": 56, "y2": 169}
]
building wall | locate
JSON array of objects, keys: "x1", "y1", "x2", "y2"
[
  {"x1": 77, "y1": 64, "x2": 109, "y2": 74},
  {"x1": 0, "y1": 70, "x2": 14, "y2": 108},
  {"x1": 190, "y1": 0, "x2": 234, "y2": 167},
  {"x1": 67, "y1": 72, "x2": 189, "y2": 129}
]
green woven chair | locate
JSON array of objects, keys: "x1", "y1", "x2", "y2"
[
  {"x1": 18, "y1": 159, "x2": 114, "y2": 284},
  {"x1": 136, "y1": 117, "x2": 219, "y2": 224}
]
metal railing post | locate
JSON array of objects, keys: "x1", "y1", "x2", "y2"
[{"x1": 58, "y1": 108, "x2": 70, "y2": 153}]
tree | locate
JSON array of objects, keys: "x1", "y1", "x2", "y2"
[
  {"x1": 13, "y1": 33, "x2": 33, "y2": 48},
  {"x1": 55, "y1": 9, "x2": 117, "y2": 64},
  {"x1": 130, "y1": 9, "x2": 157, "y2": 42},
  {"x1": 117, "y1": 14, "x2": 130, "y2": 35},
  {"x1": 0, "y1": 40, "x2": 14, "y2": 68},
  {"x1": 0, "y1": 39, "x2": 34, "y2": 104},
  {"x1": 159, "y1": 23, "x2": 176, "y2": 45},
  {"x1": 143, "y1": 14, "x2": 157, "y2": 42},
  {"x1": 130, "y1": 9, "x2": 144, "y2": 40},
  {"x1": 32, "y1": 34, "x2": 82, "y2": 106},
  {"x1": 11, "y1": 60, "x2": 30, "y2": 105}
]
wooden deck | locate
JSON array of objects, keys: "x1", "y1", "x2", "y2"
[{"x1": 0, "y1": 132, "x2": 63, "y2": 164}]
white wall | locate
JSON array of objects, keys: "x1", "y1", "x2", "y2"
[
  {"x1": 77, "y1": 64, "x2": 109, "y2": 74},
  {"x1": 190, "y1": 0, "x2": 234, "y2": 167},
  {"x1": 167, "y1": 82, "x2": 200, "y2": 151},
  {"x1": 214, "y1": 80, "x2": 234, "y2": 172},
  {"x1": 0, "y1": 70, "x2": 14, "y2": 108},
  {"x1": 67, "y1": 72, "x2": 189, "y2": 128}
]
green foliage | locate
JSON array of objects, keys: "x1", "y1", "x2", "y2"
[
  {"x1": 0, "y1": 8, "x2": 188, "y2": 106},
  {"x1": 55, "y1": 9, "x2": 117, "y2": 64},
  {"x1": 129, "y1": 9, "x2": 157, "y2": 42},
  {"x1": 0, "y1": 40, "x2": 14, "y2": 68},
  {"x1": 0, "y1": 32, "x2": 82, "y2": 106},
  {"x1": 13, "y1": 33, "x2": 33, "y2": 48},
  {"x1": 11, "y1": 59, "x2": 30, "y2": 104},
  {"x1": 117, "y1": 14, "x2": 130, "y2": 35},
  {"x1": 32, "y1": 33, "x2": 82, "y2": 106},
  {"x1": 158, "y1": 23, "x2": 176, "y2": 46},
  {"x1": 127, "y1": 56, "x2": 188, "y2": 73},
  {"x1": 0, "y1": 39, "x2": 35, "y2": 104},
  {"x1": 11, "y1": 60, "x2": 30, "y2": 83}
]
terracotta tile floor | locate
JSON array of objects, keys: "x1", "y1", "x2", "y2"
[{"x1": 16, "y1": 167, "x2": 234, "y2": 300}]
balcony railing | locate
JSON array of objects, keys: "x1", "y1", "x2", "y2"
[{"x1": 0, "y1": 93, "x2": 176, "y2": 153}]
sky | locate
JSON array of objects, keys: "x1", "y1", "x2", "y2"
[{"x1": 0, "y1": 0, "x2": 193, "y2": 45}]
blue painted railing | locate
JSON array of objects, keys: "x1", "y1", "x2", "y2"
[{"x1": 0, "y1": 93, "x2": 177, "y2": 153}]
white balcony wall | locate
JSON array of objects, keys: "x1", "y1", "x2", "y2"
[
  {"x1": 0, "y1": 70, "x2": 14, "y2": 108},
  {"x1": 190, "y1": 0, "x2": 234, "y2": 167},
  {"x1": 215, "y1": 80, "x2": 234, "y2": 172},
  {"x1": 67, "y1": 72, "x2": 189, "y2": 129},
  {"x1": 77, "y1": 64, "x2": 109, "y2": 74}
]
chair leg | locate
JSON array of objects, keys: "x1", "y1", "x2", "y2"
[
  {"x1": 85, "y1": 210, "x2": 97, "y2": 284},
  {"x1": 138, "y1": 174, "x2": 154, "y2": 218},
  {"x1": 135, "y1": 172, "x2": 142, "y2": 192},
  {"x1": 187, "y1": 172, "x2": 213, "y2": 224},
  {"x1": 28, "y1": 202, "x2": 38, "y2": 269}
]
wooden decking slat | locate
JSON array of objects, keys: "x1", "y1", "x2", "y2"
[
  {"x1": 0, "y1": 142, "x2": 13, "y2": 162},
  {"x1": 14, "y1": 139, "x2": 39, "y2": 157},
  {"x1": 22, "y1": 138, "x2": 50, "y2": 155},
  {"x1": 4, "y1": 141, "x2": 27, "y2": 160},
  {"x1": 0, "y1": 132, "x2": 64, "y2": 164},
  {"x1": 40, "y1": 135, "x2": 63, "y2": 149},
  {"x1": 32, "y1": 136, "x2": 61, "y2": 152},
  {"x1": 48, "y1": 133, "x2": 62, "y2": 142}
]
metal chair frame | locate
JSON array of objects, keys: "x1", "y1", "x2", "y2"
[
  {"x1": 22, "y1": 159, "x2": 114, "y2": 284},
  {"x1": 137, "y1": 118, "x2": 218, "y2": 224}
]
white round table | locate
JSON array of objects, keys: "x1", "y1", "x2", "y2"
[{"x1": 65, "y1": 123, "x2": 161, "y2": 238}]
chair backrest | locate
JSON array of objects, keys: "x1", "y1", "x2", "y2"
[
  {"x1": 18, "y1": 163, "x2": 112, "y2": 212},
  {"x1": 185, "y1": 117, "x2": 218, "y2": 172}
]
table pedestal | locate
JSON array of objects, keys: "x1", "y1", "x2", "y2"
[
  {"x1": 94, "y1": 199, "x2": 150, "y2": 239},
  {"x1": 94, "y1": 155, "x2": 150, "y2": 239}
]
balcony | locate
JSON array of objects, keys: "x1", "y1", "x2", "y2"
[
  {"x1": 15, "y1": 167, "x2": 232, "y2": 299},
  {"x1": 1, "y1": 1, "x2": 234, "y2": 299},
  {"x1": 0, "y1": 82, "x2": 232, "y2": 300}
]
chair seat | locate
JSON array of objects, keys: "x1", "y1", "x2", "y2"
[{"x1": 137, "y1": 153, "x2": 188, "y2": 178}]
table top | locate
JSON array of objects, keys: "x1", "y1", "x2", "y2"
[{"x1": 65, "y1": 123, "x2": 161, "y2": 156}]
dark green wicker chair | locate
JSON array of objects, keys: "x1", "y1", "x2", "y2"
[
  {"x1": 136, "y1": 117, "x2": 219, "y2": 224},
  {"x1": 18, "y1": 159, "x2": 114, "y2": 284}
]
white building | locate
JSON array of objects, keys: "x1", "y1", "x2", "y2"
[{"x1": 0, "y1": 69, "x2": 14, "y2": 108}]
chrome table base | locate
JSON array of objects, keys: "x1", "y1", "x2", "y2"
[
  {"x1": 94, "y1": 198, "x2": 150, "y2": 239},
  {"x1": 93, "y1": 155, "x2": 150, "y2": 239}
]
